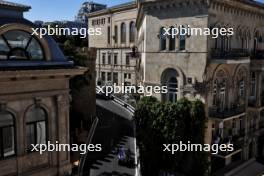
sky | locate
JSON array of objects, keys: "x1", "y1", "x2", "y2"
[
  {"x1": 12, "y1": 0, "x2": 132, "y2": 22},
  {"x1": 10, "y1": 0, "x2": 264, "y2": 22}
]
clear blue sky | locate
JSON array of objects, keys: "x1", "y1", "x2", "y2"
[
  {"x1": 11, "y1": 0, "x2": 132, "y2": 22},
  {"x1": 11, "y1": 0, "x2": 264, "y2": 22}
]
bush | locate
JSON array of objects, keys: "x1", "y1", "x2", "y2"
[{"x1": 134, "y1": 97, "x2": 209, "y2": 176}]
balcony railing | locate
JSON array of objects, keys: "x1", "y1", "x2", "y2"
[
  {"x1": 251, "y1": 50, "x2": 264, "y2": 59},
  {"x1": 209, "y1": 105, "x2": 245, "y2": 119},
  {"x1": 211, "y1": 49, "x2": 250, "y2": 59},
  {"x1": 212, "y1": 136, "x2": 243, "y2": 157}
]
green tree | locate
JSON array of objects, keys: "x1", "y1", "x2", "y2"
[{"x1": 134, "y1": 97, "x2": 209, "y2": 176}]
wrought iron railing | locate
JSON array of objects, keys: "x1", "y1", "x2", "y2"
[
  {"x1": 209, "y1": 105, "x2": 245, "y2": 119},
  {"x1": 211, "y1": 48, "x2": 250, "y2": 59},
  {"x1": 251, "y1": 50, "x2": 264, "y2": 59}
]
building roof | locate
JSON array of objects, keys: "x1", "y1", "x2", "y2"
[
  {"x1": 0, "y1": 0, "x2": 31, "y2": 11},
  {"x1": 0, "y1": 18, "x2": 74, "y2": 70},
  {"x1": 88, "y1": 1, "x2": 136, "y2": 17}
]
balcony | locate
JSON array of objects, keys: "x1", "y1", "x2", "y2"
[
  {"x1": 209, "y1": 105, "x2": 245, "y2": 120},
  {"x1": 211, "y1": 49, "x2": 250, "y2": 59},
  {"x1": 251, "y1": 50, "x2": 264, "y2": 59}
]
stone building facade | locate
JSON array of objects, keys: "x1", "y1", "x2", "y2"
[
  {"x1": 88, "y1": 2, "x2": 138, "y2": 86},
  {"x1": 0, "y1": 1, "x2": 86, "y2": 175},
  {"x1": 136, "y1": 0, "x2": 264, "y2": 173}
]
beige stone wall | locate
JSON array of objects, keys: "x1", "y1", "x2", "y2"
[
  {"x1": 0, "y1": 69, "x2": 84, "y2": 176},
  {"x1": 137, "y1": 0, "x2": 264, "y2": 169},
  {"x1": 89, "y1": 4, "x2": 138, "y2": 86}
]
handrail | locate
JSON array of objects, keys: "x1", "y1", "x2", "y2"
[
  {"x1": 78, "y1": 117, "x2": 99, "y2": 176},
  {"x1": 111, "y1": 94, "x2": 135, "y2": 113}
]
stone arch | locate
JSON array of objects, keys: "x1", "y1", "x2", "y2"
[
  {"x1": 23, "y1": 102, "x2": 50, "y2": 150},
  {"x1": 160, "y1": 67, "x2": 184, "y2": 102}
]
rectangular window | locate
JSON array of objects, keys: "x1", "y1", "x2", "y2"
[
  {"x1": 179, "y1": 34, "x2": 186, "y2": 51},
  {"x1": 114, "y1": 25, "x2": 118, "y2": 44},
  {"x1": 113, "y1": 72, "x2": 118, "y2": 84},
  {"x1": 107, "y1": 72, "x2": 112, "y2": 81},
  {"x1": 108, "y1": 17, "x2": 110, "y2": 23},
  {"x1": 102, "y1": 53, "x2": 106, "y2": 65},
  {"x1": 126, "y1": 54, "x2": 130, "y2": 66},
  {"x1": 128, "y1": 74, "x2": 131, "y2": 79},
  {"x1": 124, "y1": 73, "x2": 127, "y2": 79},
  {"x1": 114, "y1": 54, "x2": 118, "y2": 65},
  {"x1": 108, "y1": 54, "x2": 111, "y2": 64},
  {"x1": 107, "y1": 26, "x2": 110, "y2": 44},
  {"x1": 101, "y1": 72, "x2": 105, "y2": 81},
  {"x1": 250, "y1": 72, "x2": 256, "y2": 97}
]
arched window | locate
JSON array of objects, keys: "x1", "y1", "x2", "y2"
[
  {"x1": 0, "y1": 111, "x2": 15, "y2": 158},
  {"x1": 253, "y1": 31, "x2": 260, "y2": 53},
  {"x1": 121, "y1": 23, "x2": 126, "y2": 44},
  {"x1": 159, "y1": 27, "x2": 166, "y2": 51},
  {"x1": 129, "y1": 21, "x2": 136, "y2": 43},
  {"x1": 167, "y1": 77, "x2": 178, "y2": 102},
  {"x1": 213, "y1": 70, "x2": 228, "y2": 110},
  {"x1": 241, "y1": 37, "x2": 244, "y2": 49},
  {"x1": 219, "y1": 79, "x2": 226, "y2": 110},
  {"x1": 239, "y1": 80, "x2": 245, "y2": 97},
  {"x1": 250, "y1": 72, "x2": 256, "y2": 97},
  {"x1": 26, "y1": 107, "x2": 47, "y2": 151},
  {"x1": 213, "y1": 79, "x2": 218, "y2": 105},
  {"x1": 179, "y1": 26, "x2": 186, "y2": 50},
  {"x1": 169, "y1": 26, "x2": 175, "y2": 51},
  {"x1": 0, "y1": 30, "x2": 44, "y2": 60}
]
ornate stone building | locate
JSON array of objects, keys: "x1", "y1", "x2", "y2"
[
  {"x1": 136, "y1": 0, "x2": 264, "y2": 173},
  {"x1": 88, "y1": 1, "x2": 138, "y2": 86},
  {"x1": 0, "y1": 1, "x2": 86, "y2": 175}
]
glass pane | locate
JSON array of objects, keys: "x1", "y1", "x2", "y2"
[
  {"x1": 3, "y1": 127, "x2": 15, "y2": 157},
  {"x1": 4, "y1": 30, "x2": 31, "y2": 49},
  {"x1": 37, "y1": 121, "x2": 46, "y2": 144},
  {"x1": 2, "y1": 30, "x2": 44, "y2": 60},
  {"x1": 27, "y1": 38, "x2": 44, "y2": 60},
  {"x1": 26, "y1": 107, "x2": 46, "y2": 123},
  {"x1": 8, "y1": 49, "x2": 28, "y2": 60},
  {"x1": 0, "y1": 112, "x2": 13, "y2": 127},
  {"x1": 26, "y1": 124, "x2": 35, "y2": 149},
  {"x1": 0, "y1": 36, "x2": 9, "y2": 60}
]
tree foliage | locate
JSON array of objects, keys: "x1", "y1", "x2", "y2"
[{"x1": 134, "y1": 97, "x2": 209, "y2": 176}]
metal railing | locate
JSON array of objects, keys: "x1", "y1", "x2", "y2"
[
  {"x1": 211, "y1": 48, "x2": 250, "y2": 59},
  {"x1": 78, "y1": 117, "x2": 99, "y2": 176},
  {"x1": 209, "y1": 106, "x2": 245, "y2": 119},
  {"x1": 251, "y1": 50, "x2": 264, "y2": 59}
]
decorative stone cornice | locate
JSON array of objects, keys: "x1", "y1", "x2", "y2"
[{"x1": 210, "y1": 0, "x2": 264, "y2": 19}]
